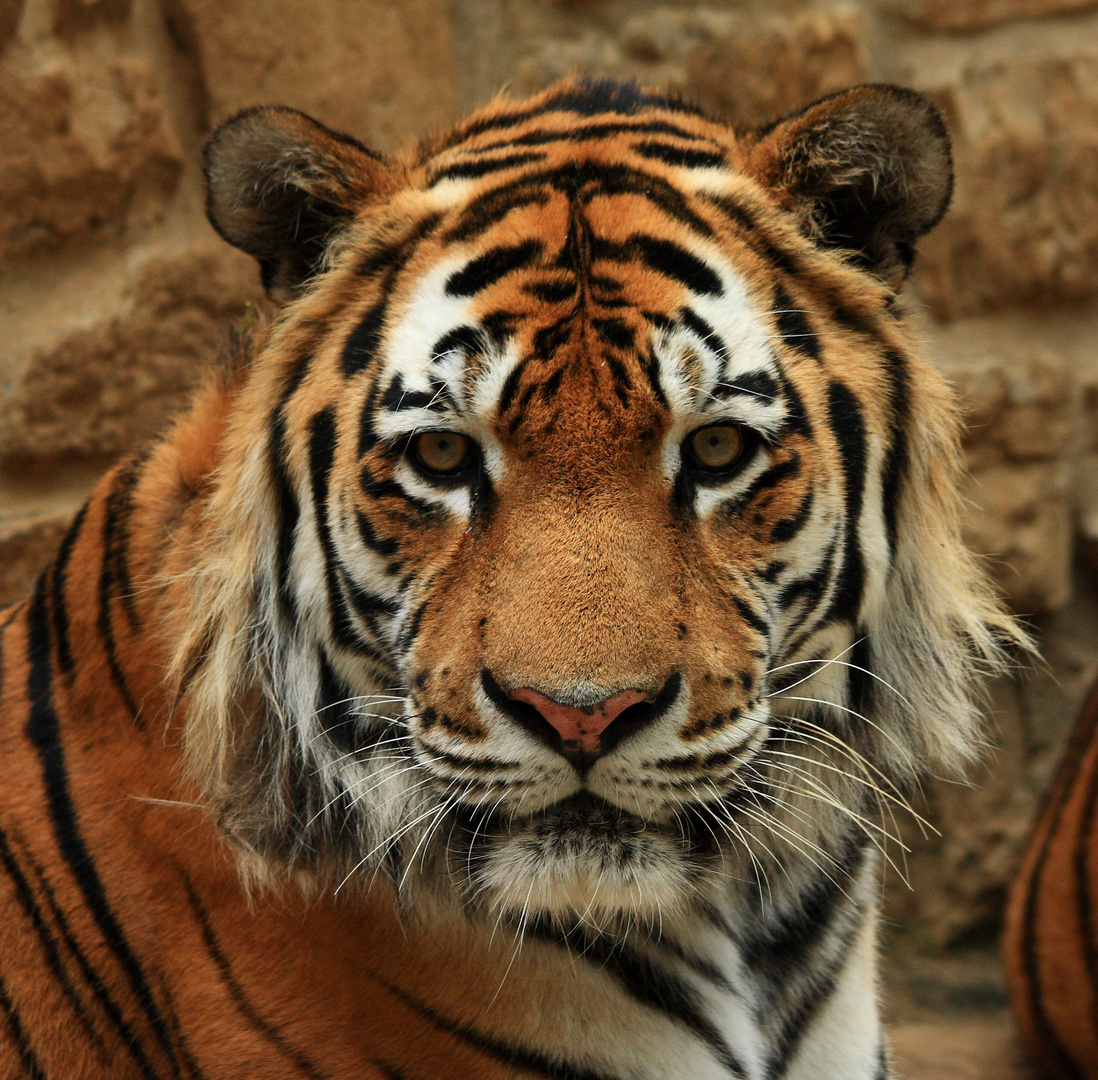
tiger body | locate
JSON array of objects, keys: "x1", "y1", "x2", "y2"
[
  {"x1": 0, "y1": 79, "x2": 1018, "y2": 1079},
  {"x1": 1006, "y1": 679, "x2": 1098, "y2": 1079}
]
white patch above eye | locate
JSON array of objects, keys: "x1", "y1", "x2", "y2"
[
  {"x1": 383, "y1": 257, "x2": 475, "y2": 399},
  {"x1": 652, "y1": 248, "x2": 788, "y2": 485}
]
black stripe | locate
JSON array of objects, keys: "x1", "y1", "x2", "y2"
[
  {"x1": 774, "y1": 288, "x2": 820, "y2": 363},
  {"x1": 531, "y1": 923, "x2": 747, "y2": 1078},
  {"x1": 316, "y1": 650, "x2": 363, "y2": 758},
  {"x1": 355, "y1": 510, "x2": 399, "y2": 557},
  {"x1": 379, "y1": 374, "x2": 447, "y2": 414},
  {"x1": 631, "y1": 141, "x2": 725, "y2": 169},
  {"x1": 22, "y1": 844, "x2": 161, "y2": 1078},
  {"x1": 634, "y1": 236, "x2": 722, "y2": 296},
  {"x1": 377, "y1": 975, "x2": 628, "y2": 1080},
  {"x1": 848, "y1": 633, "x2": 874, "y2": 717},
  {"x1": 24, "y1": 576, "x2": 182, "y2": 1077},
  {"x1": 730, "y1": 453, "x2": 802, "y2": 514},
  {"x1": 713, "y1": 370, "x2": 778, "y2": 404},
  {"x1": 591, "y1": 317, "x2": 634, "y2": 352},
  {"x1": 443, "y1": 185, "x2": 551, "y2": 244},
  {"x1": 0, "y1": 969, "x2": 45, "y2": 1080},
  {"x1": 771, "y1": 489, "x2": 814, "y2": 543},
  {"x1": 775, "y1": 368, "x2": 812, "y2": 439},
  {"x1": 446, "y1": 241, "x2": 542, "y2": 298},
  {"x1": 1075, "y1": 742, "x2": 1098, "y2": 1045},
  {"x1": 1019, "y1": 690, "x2": 1096, "y2": 1079},
  {"x1": 778, "y1": 536, "x2": 838, "y2": 630},
  {"x1": 431, "y1": 325, "x2": 486, "y2": 360},
  {"x1": 105, "y1": 448, "x2": 151, "y2": 631},
  {"x1": 441, "y1": 83, "x2": 707, "y2": 150},
  {"x1": 308, "y1": 410, "x2": 366, "y2": 654},
  {"x1": 49, "y1": 502, "x2": 89, "y2": 677},
  {"x1": 342, "y1": 301, "x2": 387, "y2": 378},
  {"x1": 826, "y1": 382, "x2": 868, "y2": 625},
  {"x1": 0, "y1": 824, "x2": 101, "y2": 1046},
  {"x1": 880, "y1": 350, "x2": 910, "y2": 564},
  {"x1": 182, "y1": 878, "x2": 329, "y2": 1080},
  {"x1": 766, "y1": 912, "x2": 864, "y2": 1077},
  {"x1": 98, "y1": 465, "x2": 144, "y2": 725},
  {"x1": 429, "y1": 151, "x2": 547, "y2": 184},
  {"x1": 732, "y1": 595, "x2": 769, "y2": 640},
  {"x1": 679, "y1": 307, "x2": 727, "y2": 357},
  {"x1": 270, "y1": 359, "x2": 309, "y2": 617}
]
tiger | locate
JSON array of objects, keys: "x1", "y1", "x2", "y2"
[
  {"x1": 0, "y1": 76, "x2": 1022, "y2": 1079},
  {"x1": 1006, "y1": 676, "x2": 1098, "y2": 1079}
]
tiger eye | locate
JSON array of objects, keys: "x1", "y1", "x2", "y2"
[
  {"x1": 690, "y1": 425, "x2": 745, "y2": 471},
  {"x1": 413, "y1": 431, "x2": 470, "y2": 475}
]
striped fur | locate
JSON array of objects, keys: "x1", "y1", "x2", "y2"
[
  {"x1": 0, "y1": 78, "x2": 1021, "y2": 1078},
  {"x1": 1006, "y1": 679, "x2": 1098, "y2": 1079}
]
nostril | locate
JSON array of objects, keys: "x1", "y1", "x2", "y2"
[
  {"x1": 479, "y1": 669, "x2": 683, "y2": 771},
  {"x1": 508, "y1": 687, "x2": 647, "y2": 755}
]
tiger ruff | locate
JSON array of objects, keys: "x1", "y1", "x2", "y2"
[{"x1": 0, "y1": 79, "x2": 1020, "y2": 1079}]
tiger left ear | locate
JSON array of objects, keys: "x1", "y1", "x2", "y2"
[
  {"x1": 747, "y1": 84, "x2": 953, "y2": 286},
  {"x1": 204, "y1": 107, "x2": 396, "y2": 302}
]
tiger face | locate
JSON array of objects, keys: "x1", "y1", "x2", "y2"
[{"x1": 185, "y1": 79, "x2": 1017, "y2": 928}]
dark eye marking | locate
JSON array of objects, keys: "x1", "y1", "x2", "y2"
[{"x1": 446, "y1": 241, "x2": 543, "y2": 298}]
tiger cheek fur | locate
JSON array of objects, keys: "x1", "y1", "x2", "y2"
[{"x1": 0, "y1": 80, "x2": 1029, "y2": 1080}]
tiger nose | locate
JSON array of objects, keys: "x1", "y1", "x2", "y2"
[{"x1": 507, "y1": 687, "x2": 648, "y2": 756}]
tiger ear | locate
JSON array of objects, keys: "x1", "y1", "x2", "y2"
[
  {"x1": 747, "y1": 84, "x2": 953, "y2": 286},
  {"x1": 204, "y1": 107, "x2": 396, "y2": 301}
]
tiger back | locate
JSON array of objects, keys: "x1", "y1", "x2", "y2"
[{"x1": 0, "y1": 78, "x2": 1022, "y2": 1079}]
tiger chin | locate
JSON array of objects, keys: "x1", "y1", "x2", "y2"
[{"x1": 0, "y1": 77, "x2": 1026, "y2": 1080}]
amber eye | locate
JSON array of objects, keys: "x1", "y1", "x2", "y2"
[
  {"x1": 411, "y1": 431, "x2": 471, "y2": 475},
  {"x1": 688, "y1": 425, "x2": 747, "y2": 472}
]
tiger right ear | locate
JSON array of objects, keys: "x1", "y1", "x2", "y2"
[
  {"x1": 204, "y1": 107, "x2": 396, "y2": 302},
  {"x1": 747, "y1": 84, "x2": 953, "y2": 287}
]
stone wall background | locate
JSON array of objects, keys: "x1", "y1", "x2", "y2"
[{"x1": 2, "y1": 0, "x2": 1098, "y2": 950}]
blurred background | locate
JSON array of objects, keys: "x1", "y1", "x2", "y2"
[{"x1": 2, "y1": 0, "x2": 1097, "y2": 1074}]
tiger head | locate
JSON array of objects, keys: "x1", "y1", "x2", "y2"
[{"x1": 177, "y1": 79, "x2": 1020, "y2": 928}]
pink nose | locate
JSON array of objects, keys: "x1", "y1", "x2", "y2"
[{"x1": 507, "y1": 687, "x2": 648, "y2": 755}]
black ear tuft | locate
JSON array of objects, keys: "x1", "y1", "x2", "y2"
[
  {"x1": 204, "y1": 107, "x2": 394, "y2": 302},
  {"x1": 749, "y1": 85, "x2": 953, "y2": 285}
]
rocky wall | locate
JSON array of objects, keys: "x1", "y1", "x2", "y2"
[{"x1": 3, "y1": 0, "x2": 1098, "y2": 946}]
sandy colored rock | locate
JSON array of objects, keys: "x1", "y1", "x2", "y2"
[
  {"x1": 53, "y1": 0, "x2": 130, "y2": 37},
  {"x1": 164, "y1": 0, "x2": 456, "y2": 147},
  {"x1": 914, "y1": 51, "x2": 1098, "y2": 317},
  {"x1": 0, "y1": 244, "x2": 259, "y2": 460},
  {"x1": 0, "y1": 0, "x2": 23, "y2": 53},
  {"x1": 0, "y1": 510, "x2": 72, "y2": 607},
  {"x1": 935, "y1": 342, "x2": 1074, "y2": 614},
  {"x1": 886, "y1": 0, "x2": 1098, "y2": 31},
  {"x1": 0, "y1": 44, "x2": 182, "y2": 257}
]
